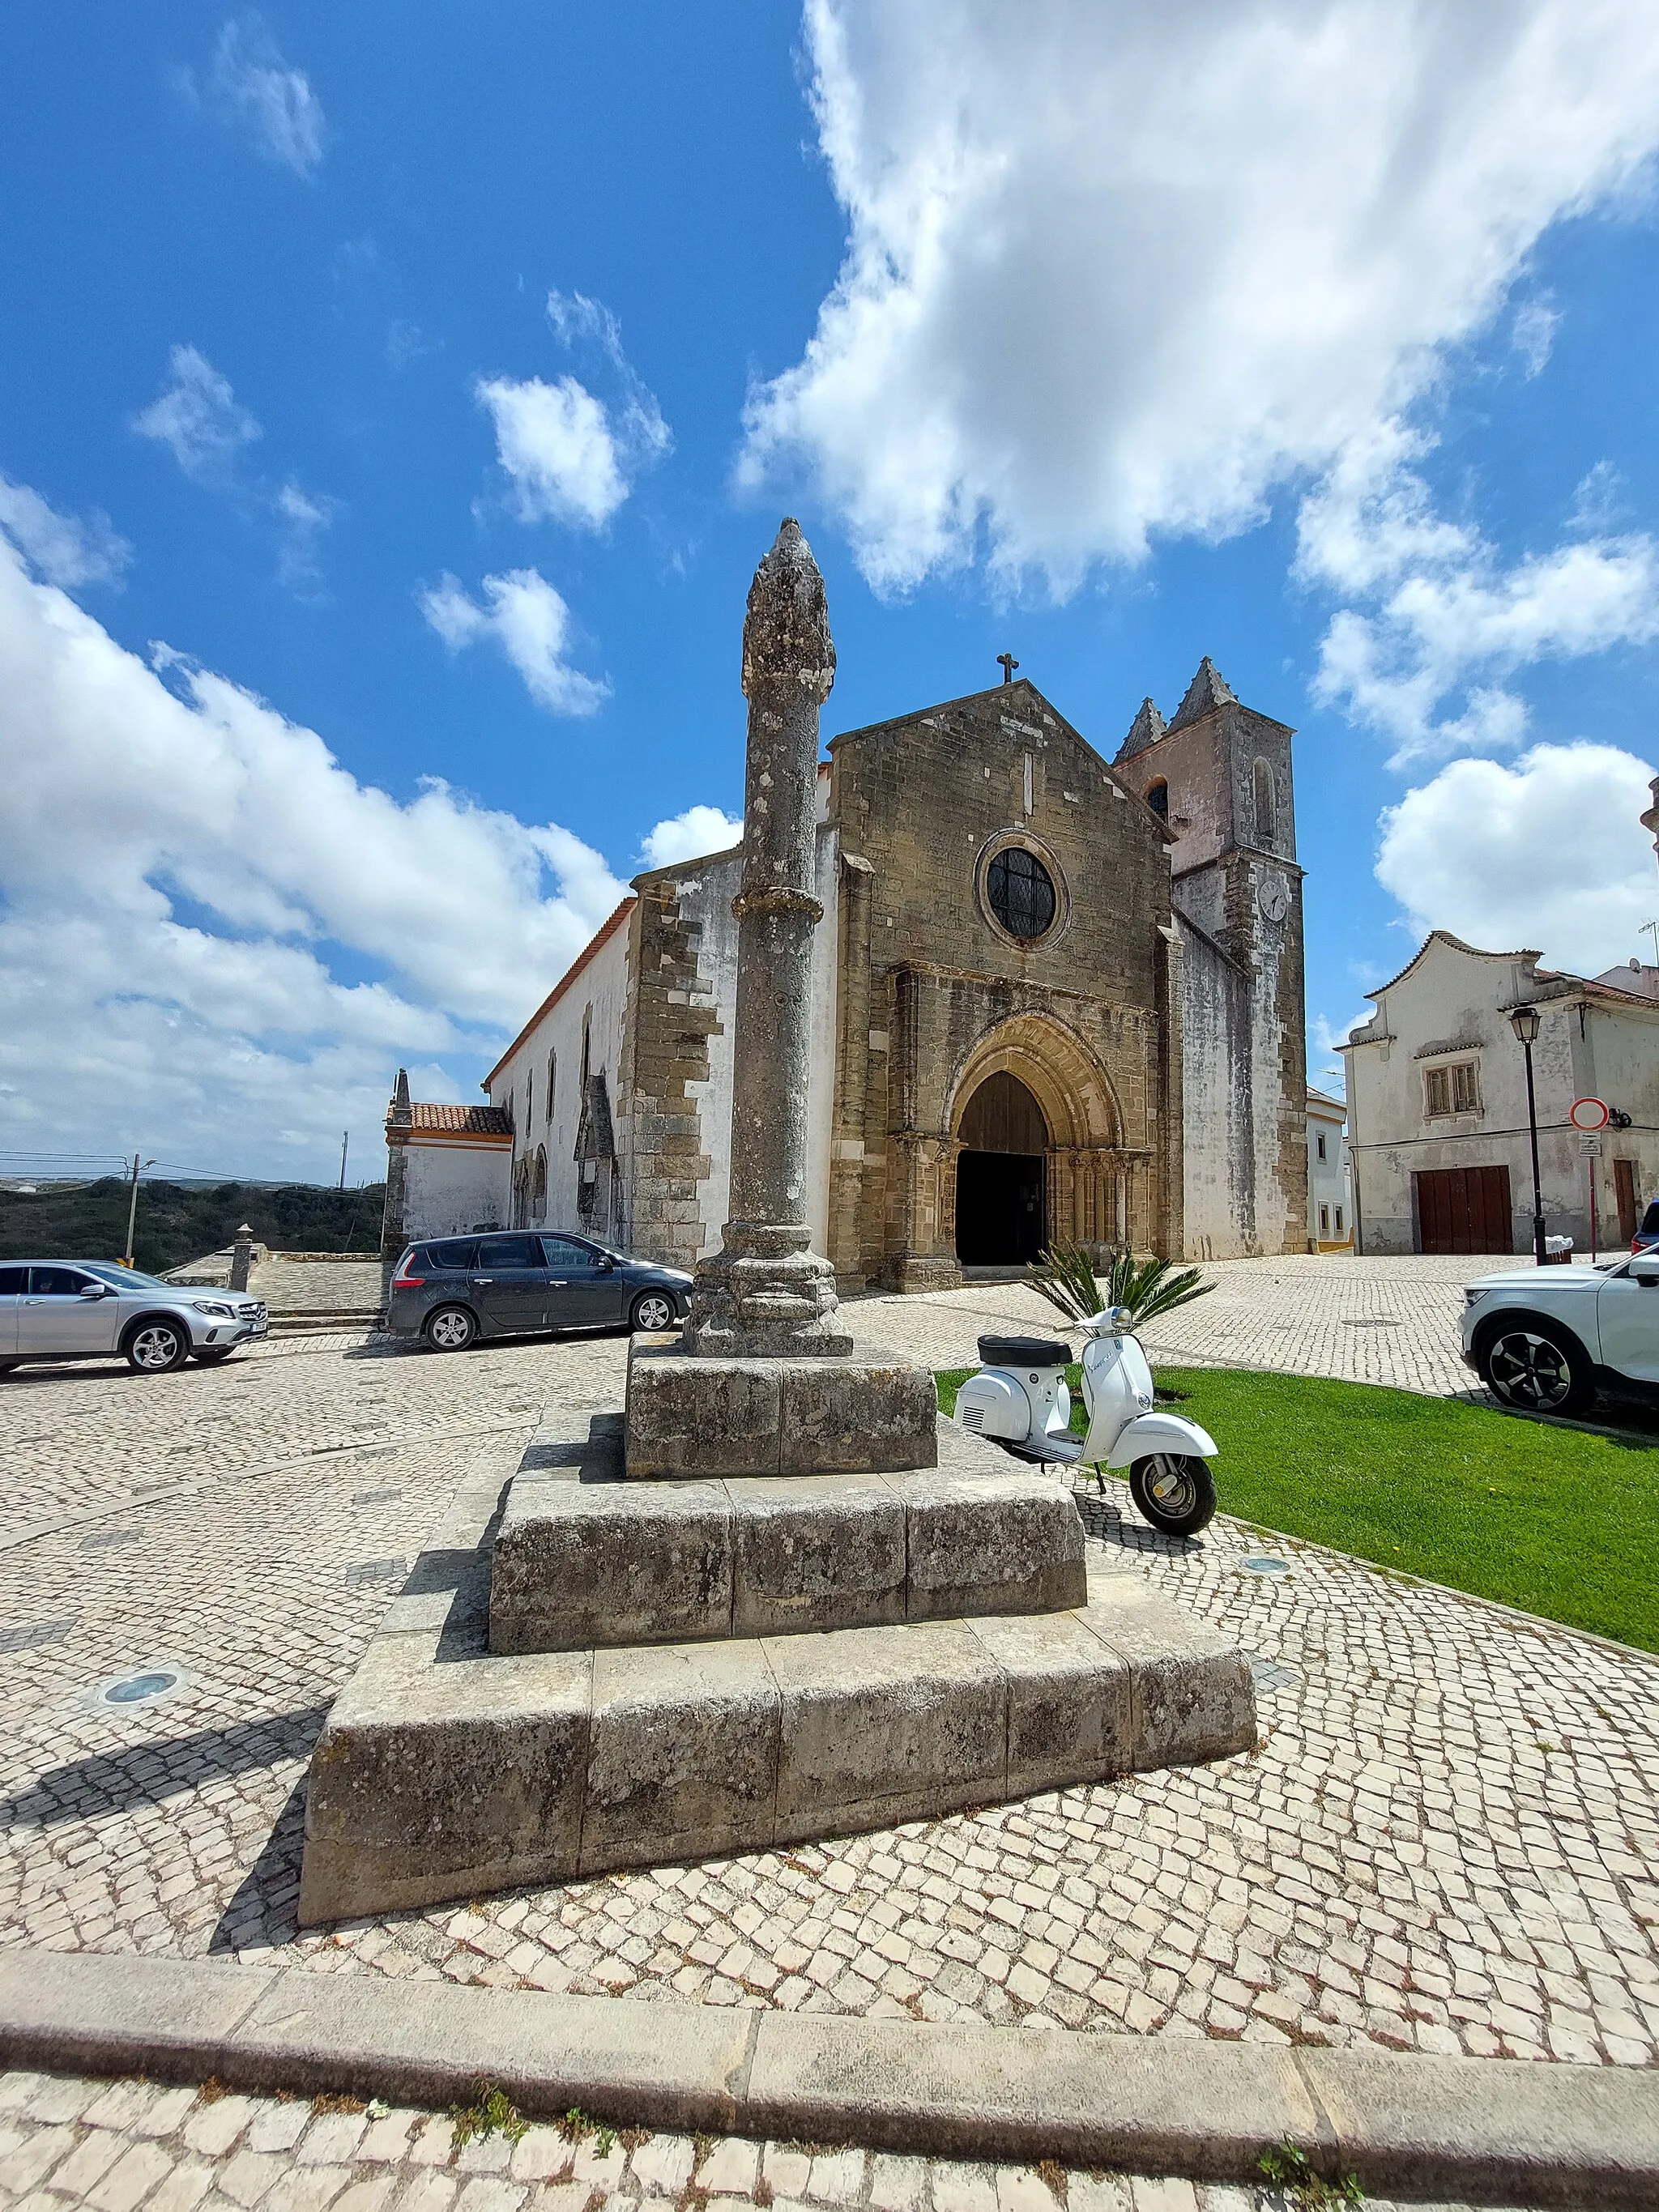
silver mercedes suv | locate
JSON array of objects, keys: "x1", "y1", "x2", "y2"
[{"x1": 0, "y1": 1260, "x2": 268, "y2": 1375}]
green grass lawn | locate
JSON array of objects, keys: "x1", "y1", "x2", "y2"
[{"x1": 936, "y1": 1363, "x2": 1659, "y2": 1655}]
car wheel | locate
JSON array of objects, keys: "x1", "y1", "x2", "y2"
[
  {"x1": 124, "y1": 1319, "x2": 190, "y2": 1375},
  {"x1": 1128, "y1": 1453, "x2": 1217, "y2": 1536},
  {"x1": 629, "y1": 1289, "x2": 677, "y2": 1333},
  {"x1": 1478, "y1": 1320, "x2": 1592, "y2": 1415},
  {"x1": 192, "y1": 1347, "x2": 237, "y2": 1365},
  {"x1": 424, "y1": 1304, "x2": 478, "y2": 1353}
]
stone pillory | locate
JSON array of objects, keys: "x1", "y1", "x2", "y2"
[{"x1": 683, "y1": 518, "x2": 851, "y2": 1360}]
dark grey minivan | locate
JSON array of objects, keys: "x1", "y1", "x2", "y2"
[{"x1": 386, "y1": 1231, "x2": 691, "y2": 1352}]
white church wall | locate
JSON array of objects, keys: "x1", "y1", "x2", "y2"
[
  {"x1": 485, "y1": 902, "x2": 633, "y2": 1239},
  {"x1": 400, "y1": 1140, "x2": 510, "y2": 1241}
]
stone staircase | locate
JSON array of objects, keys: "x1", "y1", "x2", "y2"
[{"x1": 298, "y1": 1368, "x2": 1256, "y2": 1925}]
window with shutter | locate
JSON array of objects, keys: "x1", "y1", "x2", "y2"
[{"x1": 1425, "y1": 1068, "x2": 1450, "y2": 1115}]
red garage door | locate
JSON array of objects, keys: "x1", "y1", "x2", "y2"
[{"x1": 1414, "y1": 1165, "x2": 1513, "y2": 1255}]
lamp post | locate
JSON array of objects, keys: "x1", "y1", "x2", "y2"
[{"x1": 1509, "y1": 1004, "x2": 1546, "y2": 1266}]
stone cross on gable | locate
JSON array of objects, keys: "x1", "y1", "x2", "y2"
[{"x1": 997, "y1": 652, "x2": 1019, "y2": 685}]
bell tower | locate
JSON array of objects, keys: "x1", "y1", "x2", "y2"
[{"x1": 1114, "y1": 658, "x2": 1308, "y2": 1257}]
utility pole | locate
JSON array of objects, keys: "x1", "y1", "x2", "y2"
[
  {"x1": 122, "y1": 1154, "x2": 155, "y2": 1268},
  {"x1": 339, "y1": 1130, "x2": 350, "y2": 1191}
]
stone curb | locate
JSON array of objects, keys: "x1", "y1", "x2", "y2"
[{"x1": 4, "y1": 1950, "x2": 1657, "y2": 2206}]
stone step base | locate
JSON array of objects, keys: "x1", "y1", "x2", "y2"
[
  {"x1": 624, "y1": 1339, "x2": 939, "y2": 1478},
  {"x1": 490, "y1": 1414, "x2": 1087, "y2": 1653},
  {"x1": 298, "y1": 1465, "x2": 1256, "y2": 1926}
]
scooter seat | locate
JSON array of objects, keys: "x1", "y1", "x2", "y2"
[{"x1": 976, "y1": 1333, "x2": 1073, "y2": 1368}]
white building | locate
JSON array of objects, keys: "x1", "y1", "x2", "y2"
[
  {"x1": 1340, "y1": 932, "x2": 1659, "y2": 1257},
  {"x1": 1306, "y1": 1086, "x2": 1351, "y2": 1250}
]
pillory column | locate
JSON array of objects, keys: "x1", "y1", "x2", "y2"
[{"x1": 685, "y1": 518, "x2": 851, "y2": 1355}]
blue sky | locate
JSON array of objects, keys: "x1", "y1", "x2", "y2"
[{"x1": 5, "y1": 2, "x2": 1659, "y2": 1183}]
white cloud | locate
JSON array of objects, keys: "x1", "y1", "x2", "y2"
[
  {"x1": 274, "y1": 479, "x2": 339, "y2": 595},
  {"x1": 1299, "y1": 424, "x2": 1659, "y2": 764},
  {"x1": 132, "y1": 347, "x2": 338, "y2": 591},
  {"x1": 741, "y1": 0, "x2": 1659, "y2": 593},
  {"x1": 475, "y1": 291, "x2": 669, "y2": 530},
  {"x1": 418, "y1": 568, "x2": 609, "y2": 716},
  {"x1": 1376, "y1": 741, "x2": 1659, "y2": 977},
  {"x1": 638, "y1": 805, "x2": 743, "y2": 870},
  {"x1": 0, "y1": 505, "x2": 627, "y2": 1176},
  {"x1": 0, "y1": 477, "x2": 130, "y2": 589},
  {"x1": 204, "y1": 16, "x2": 326, "y2": 177},
  {"x1": 1512, "y1": 295, "x2": 1561, "y2": 378},
  {"x1": 133, "y1": 345, "x2": 262, "y2": 486},
  {"x1": 476, "y1": 376, "x2": 629, "y2": 530}
]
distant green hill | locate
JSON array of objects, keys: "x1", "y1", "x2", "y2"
[{"x1": 0, "y1": 1179, "x2": 386, "y2": 1276}]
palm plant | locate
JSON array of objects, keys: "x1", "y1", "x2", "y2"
[{"x1": 1027, "y1": 1234, "x2": 1214, "y2": 1330}]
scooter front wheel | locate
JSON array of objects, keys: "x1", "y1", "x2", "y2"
[{"x1": 1128, "y1": 1453, "x2": 1216, "y2": 1536}]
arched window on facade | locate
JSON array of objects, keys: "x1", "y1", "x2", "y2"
[
  {"x1": 1252, "y1": 758, "x2": 1276, "y2": 847},
  {"x1": 532, "y1": 1145, "x2": 548, "y2": 1220},
  {"x1": 580, "y1": 1006, "x2": 592, "y2": 1089},
  {"x1": 527, "y1": 1068, "x2": 533, "y2": 1128},
  {"x1": 546, "y1": 1050, "x2": 556, "y2": 1120},
  {"x1": 1145, "y1": 779, "x2": 1168, "y2": 820}
]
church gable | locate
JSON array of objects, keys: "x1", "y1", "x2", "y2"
[{"x1": 826, "y1": 678, "x2": 1172, "y2": 1007}]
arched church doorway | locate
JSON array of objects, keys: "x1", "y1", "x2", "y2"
[{"x1": 955, "y1": 1071, "x2": 1048, "y2": 1265}]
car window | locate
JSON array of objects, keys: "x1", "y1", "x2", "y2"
[
  {"x1": 542, "y1": 1235, "x2": 598, "y2": 1268},
  {"x1": 1641, "y1": 1203, "x2": 1659, "y2": 1236},
  {"x1": 30, "y1": 1266, "x2": 93, "y2": 1296},
  {"x1": 82, "y1": 1264, "x2": 172, "y2": 1290},
  {"x1": 0, "y1": 1265, "x2": 27, "y2": 1295},
  {"x1": 426, "y1": 1239, "x2": 478, "y2": 1272},
  {"x1": 476, "y1": 1234, "x2": 541, "y2": 1271}
]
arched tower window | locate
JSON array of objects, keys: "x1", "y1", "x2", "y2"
[
  {"x1": 1146, "y1": 779, "x2": 1168, "y2": 820},
  {"x1": 546, "y1": 1050, "x2": 556, "y2": 1119},
  {"x1": 1252, "y1": 757, "x2": 1276, "y2": 846}
]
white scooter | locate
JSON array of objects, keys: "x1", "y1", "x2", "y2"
[{"x1": 954, "y1": 1306, "x2": 1219, "y2": 1535}]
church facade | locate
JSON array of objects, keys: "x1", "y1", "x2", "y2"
[{"x1": 383, "y1": 662, "x2": 1307, "y2": 1282}]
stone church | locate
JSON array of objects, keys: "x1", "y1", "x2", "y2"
[{"x1": 383, "y1": 658, "x2": 1307, "y2": 1284}]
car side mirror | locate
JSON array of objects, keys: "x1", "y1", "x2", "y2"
[
  {"x1": 599, "y1": 1255, "x2": 617, "y2": 1271},
  {"x1": 1633, "y1": 1257, "x2": 1659, "y2": 1286},
  {"x1": 79, "y1": 1283, "x2": 109, "y2": 1299}
]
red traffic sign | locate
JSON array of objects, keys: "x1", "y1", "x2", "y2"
[{"x1": 1570, "y1": 1097, "x2": 1610, "y2": 1132}]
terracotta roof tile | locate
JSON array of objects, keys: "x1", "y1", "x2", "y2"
[{"x1": 407, "y1": 1102, "x2": 513, "y2": 1136}]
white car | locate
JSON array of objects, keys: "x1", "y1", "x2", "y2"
[
  {"x1": 0, "y1": 1259, "x2": 268, "y2": 1375},
  {"x1": 1460, "y1": 1255, "x2": 1659, "y2": 1415}
]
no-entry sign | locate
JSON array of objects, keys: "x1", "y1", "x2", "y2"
[{"x1": 1570, "y1": 1097, "x2": 1611, "y2": 1132}]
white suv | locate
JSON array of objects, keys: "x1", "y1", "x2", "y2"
[{"x1": 1460, "y1": 1255, "x2": 1659, "y2": 1415}]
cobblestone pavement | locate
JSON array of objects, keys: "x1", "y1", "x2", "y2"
[
  {"x1": 0, "y1": 2067, "x2": 1550, "y2": 2212},
  {"x1": 847, "y1": 1255, "x2": 1496, "y2": 1398},
  {"x1": 3, "y1": 1306, "x2": 1657, "y2": 2075}
]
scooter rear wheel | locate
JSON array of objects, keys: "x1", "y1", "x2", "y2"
[{"x1": 1128, "y1": 1453, "x2": 1216, "y2": 1536}]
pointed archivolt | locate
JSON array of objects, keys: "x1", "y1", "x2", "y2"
[{"x1": 1167, "y1": 655, "x2": 1237, "y2": 733}]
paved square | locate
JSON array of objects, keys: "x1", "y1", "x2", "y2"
[{"x1": 1, "y1": 1258, "x2": 1654, "y2": 2104}]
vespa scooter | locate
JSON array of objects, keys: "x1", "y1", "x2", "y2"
[{"x1": 953, "y1": 1305, "x2": 1218, "y2": 1535}]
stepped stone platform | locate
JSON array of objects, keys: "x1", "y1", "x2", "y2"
[{"x1": 298, "y1": 1403, "x2": 1257, "y2": 1927}]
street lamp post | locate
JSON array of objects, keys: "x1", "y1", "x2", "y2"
[{"x1": 1509, "y1": 1004, "x2": 1546, "y2": 1267}]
